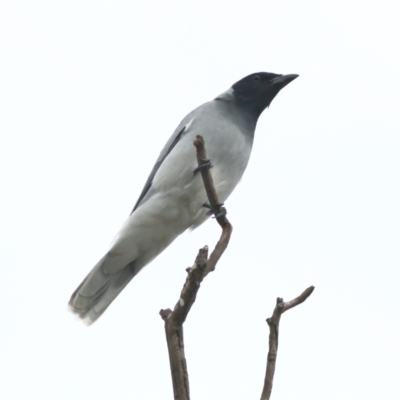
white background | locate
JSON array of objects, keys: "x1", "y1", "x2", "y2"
[{"x1": 1, "y1": 1, "x2": 400, "y2": 399}]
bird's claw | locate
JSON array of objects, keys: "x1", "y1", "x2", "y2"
[
  {"x1": 206, "y1": 207, "x2": 227, "y2": 219},
  {"x1": 193, "y1": 159, "x2": 213, "y2": 174}
]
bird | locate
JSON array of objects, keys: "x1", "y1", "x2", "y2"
[{"x1": 69, "y1": 71, "x2": 298, "y2": 324}]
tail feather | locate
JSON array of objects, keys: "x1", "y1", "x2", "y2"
[{"x1": 69, "y1": 255, "x2": 138, "y2": 324}]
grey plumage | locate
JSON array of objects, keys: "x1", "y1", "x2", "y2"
[{"x1": 69, "y1": 72, "x2": 298, "y2": 324}]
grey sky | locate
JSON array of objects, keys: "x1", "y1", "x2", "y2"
[{"x1": 1, "y1": 1, "x2": 399, "y2": 399}]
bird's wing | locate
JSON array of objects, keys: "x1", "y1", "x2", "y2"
[{"x1": 130, "y1": 109, "x2": 198, "y2": 215}]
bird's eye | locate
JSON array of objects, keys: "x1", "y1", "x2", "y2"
[{"x1": 253, "y1": 75, "x2": 260, "y2": 81}]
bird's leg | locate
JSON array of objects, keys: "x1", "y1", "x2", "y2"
[{"x1": 193, "y1": 159, "x2": 213, "y2": 174}]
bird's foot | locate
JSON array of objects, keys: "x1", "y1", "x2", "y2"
[
  {"x1": 193, "y1": 159, "x2": 213, "y2": 174},
  {"x1": 202, "y1": 202, "x2": 224, "y2": 209},
  {"x1": 208, "y1": 208, "x2": 227, "y2": 219},
  {"x1": 202, "y1": 202, "x2": 227, "y2": 218}
]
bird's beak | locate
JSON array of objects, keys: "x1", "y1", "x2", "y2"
[{"x1": 270, "y1": 74, "x2": 299, "y2": 89}]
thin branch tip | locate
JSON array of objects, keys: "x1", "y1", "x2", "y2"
[
  {"x1": 303, "y1": 286, "x2": 315, "y2": 298},
  {"x1": 261, "y1": 286, "x2": 315, "y2": 400}
]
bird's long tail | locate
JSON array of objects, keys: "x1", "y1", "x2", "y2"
[{"x1": 69, "y1": 254, "x2": 139, "y2": 324}]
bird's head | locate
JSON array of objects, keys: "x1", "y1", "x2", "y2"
[{"x1": 230, "y1": 72, "x2": 299, "y2": 118}]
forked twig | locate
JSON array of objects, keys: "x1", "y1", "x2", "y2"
[
  {"x1": 160, "y1": 135, "x2": 314, "y2": 400},
  {"x1": 160, "y1": 135, "x2": 233, "y2": 400},
  {"x1": 260, "y1": 286, "x2": 315, "y2": 400}
]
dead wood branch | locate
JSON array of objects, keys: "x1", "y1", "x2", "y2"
[
  {"x1": 160, "y1": 135, "x2": 313, "y2": 400},
  {"x1": 193, "y1": 135, "x2": 233, "y2": 276},
  {"x1": 260, "y1": 286, "x2": 315, "y2": 400},
  {"x1": 160, "y1": 135, "x2": 233, "y2": 400}
]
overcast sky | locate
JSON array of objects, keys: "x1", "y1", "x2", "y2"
[{"x1": 1, "y1": 1, "x2": 400, "y2": 399}]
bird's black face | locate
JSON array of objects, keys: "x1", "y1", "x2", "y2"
[{"x1": 232, "y1": 72, "x2": 298, "y2": 118}]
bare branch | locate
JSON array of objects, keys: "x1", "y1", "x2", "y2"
[
  {"x1": 160, "y1": 247, "x2": 209, "y2": 400},
  {"x1": 193, "y1": 135, "x2": 233, "y2": 276},
  {"x1": 260, "y1": 286, "x2": 315, "y2": 400},
  {"x1": 282, "y1": 286, "x2": 315, "y2": 313},
  {"x1": 160, "y1": 136, "x2": 233, "y2": 400}
]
